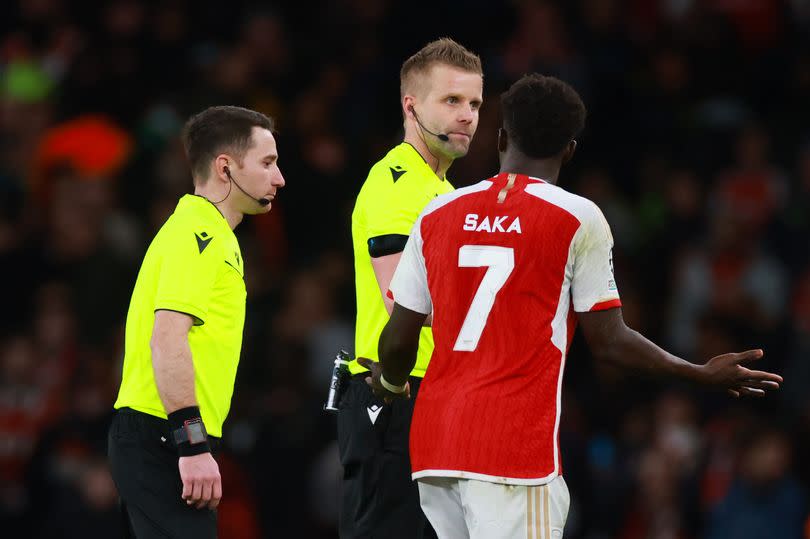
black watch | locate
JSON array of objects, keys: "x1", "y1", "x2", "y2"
[{"x1": 171, "y1": 418, "x2": 208, "y2": 445}]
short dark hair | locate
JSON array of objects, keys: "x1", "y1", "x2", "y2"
[
  {"x1": 500, "y1": 74, "x2": 586, "y2": 158},
  {"x1": 400, "y1": 38, "x2": 482, "y2": 98},
  {"x1": 182, "y1": 106, "x2": 274, "y2": 182}
]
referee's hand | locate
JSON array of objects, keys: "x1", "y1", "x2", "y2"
[{"x1": 179, "y1": 453, "x2": 222, "y2": 510}]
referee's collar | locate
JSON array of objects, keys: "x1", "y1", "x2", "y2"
[
  {"x1": 179, "y1": 194, "x2": 231, "y2": 229},
  {"x1": 399, "y1": 142, "x2": 448, "y2": 182}
]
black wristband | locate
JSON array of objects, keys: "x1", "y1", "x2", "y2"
[{"x1": 168, "y1": 406, "x2": 211, "y2": 457}]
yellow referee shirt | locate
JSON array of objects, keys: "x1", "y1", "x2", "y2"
[
  {"x1": 114, "y1": 195, "x2": 246, "y2": 437},
  {"x1": 351, "y1": 142, "x2": 454, "y2": 377}
]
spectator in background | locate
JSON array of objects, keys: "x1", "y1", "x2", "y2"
[
  {"x1": 618, "y1": 449, "x2": 692, "y2": 539},
  {"x1": 667, "y1": 202, "x2": 788, "y2": 357},
  {"x1": 707, "y1": 428, "x2": 807, "y2": 539},
  {"x1": 617, "y1": 392, "x2": 704, "y2": 539},
  {"x1": 713, "y1": 125, "x2": 787, "y2": 236},
  {"x1": 501, "y1": 2, "x2": 587, "y2": 97},
  {"x1": 0, "y1": 335, "x2": 52, "y2": 527}
]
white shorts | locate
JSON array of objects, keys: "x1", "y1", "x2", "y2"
[{"x1": 417, "y1": 475, "x2": 570, "y2": 539}]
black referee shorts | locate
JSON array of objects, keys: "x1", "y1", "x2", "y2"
[
  {"x1": 337, "y1": 375, "x2": 437, "y2": 539},
  {"x1": 107, "y1": 408, "x2": 220, "y2": 539}
]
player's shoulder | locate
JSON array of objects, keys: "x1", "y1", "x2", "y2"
[
  {"x1": 524, "y1": 181, "x2": 603, "y2": 224},
  {"x1": 421, "y1": 179, "x2": 494, "y2": 219},
  {"x1": 356, "y1": 144, "x2": 439, "y2": 217},
  {"x1": 154, "y1": 207, "x2": 224, "y2": 259},
  {"x1": 364, "y1": 144, "x2": 410, "y2": 183},
  {"x1": 364, "y1": 143, "x2": 439, "y2": 191}
]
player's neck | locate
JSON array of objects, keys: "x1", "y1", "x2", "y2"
[
  {"x1": 499, "y1": 157, "x2": 561, "y2": 185},
  {"x1": 215, "y1": 203, "x2": 243, "y2": 230},
  {"x1": 403, "y1": 132, "x2": 452, "y2": 179},
  {"x1": 194, "y1": 186, "x2": 243, "y2": 230}
]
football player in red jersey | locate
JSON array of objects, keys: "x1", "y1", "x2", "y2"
[{"x1": 364, "y1": 74, "x2": 783, "y2": 539}]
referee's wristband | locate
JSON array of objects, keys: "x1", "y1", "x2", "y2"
[
  {"x1": 168, "y1": 406, "x2": 211, "y2": 457},
  {"x1": 380, "y1": 374, "x2": 408, "y2": 394}
]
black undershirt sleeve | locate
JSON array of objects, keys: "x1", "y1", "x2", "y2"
[{"x1": 367, "y1": 234, "x2": 409, "y2": 258}]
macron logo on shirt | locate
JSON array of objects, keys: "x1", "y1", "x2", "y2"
[
  {"x1": 389, "y1": 165, "x2": 406, "y2": 183},
  {"x1": 195, "y1": 232, "x2": 213, "y2": 253},
  {"x1": 367, "y1": 405, "x2": 382, "y2": 425}
]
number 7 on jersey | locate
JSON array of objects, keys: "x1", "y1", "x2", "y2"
[{"x1": 453, "y1": 245, "x2": 515, "y2": 352}]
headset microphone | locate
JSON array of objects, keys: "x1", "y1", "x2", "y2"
[
  {"x1": 224, "y1": 166, "x2": 270, "y2": 206},
  {"x1": 410, "y1": 107, "x2": 449, "y2": 142}
]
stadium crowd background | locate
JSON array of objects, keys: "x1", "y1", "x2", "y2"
[{"x1": 1, "y1": 0, "x2": 810, "y2": 537}]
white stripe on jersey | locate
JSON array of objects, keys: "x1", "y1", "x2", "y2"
[
  {"x1": 524, "y1": 181, "x2": 603, "y2": 225},
  {"x1": 524, "y1": 181, "x2": 614, "y2": 479}
]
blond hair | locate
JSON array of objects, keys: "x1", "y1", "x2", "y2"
[{"x1": 400, "y1": 38, "x2": 482, "y2": 97}]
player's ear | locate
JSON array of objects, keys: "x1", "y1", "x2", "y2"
[
  {"x1": 214, "y1": 155, "x2": 232, "y2": 183},
  {"x1": 561, "y1": 139, "x2": 577, "y2": 164},
  {"x1": 403, "y1": 96, "x2": 416, "y2": 119},
  {"x1": 497, "y1": 128, "x2": 508, "y2": 153}
]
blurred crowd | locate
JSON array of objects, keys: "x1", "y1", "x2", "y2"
[{"x1": 1, "y1": 0, "x2": 809, "y2": 537}]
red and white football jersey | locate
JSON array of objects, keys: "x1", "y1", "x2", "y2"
[{"x1": 389, "y1": 173, "x2": 621, "y2": 485}]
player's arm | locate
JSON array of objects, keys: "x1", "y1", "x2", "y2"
[
  {"x1": 577, "y1": 307, "x2": 782, "y2": 397},
  {"x1": 151, "y1": 310, "x2": 222, "y2": 510},
  {"x1": 370, "y1": 249, "x2": 402, "y2": 316},
  {"x1": 370, "y1": 238, "x2": 432, "y2": 325},
  {"x1": 151, "y1": 310, "x2": 197, "y2": 412},
  {"x1": 380, "y1": 303, "x2": 427, "y2": 383},
  {"x1": 572, "y1": 203, "x2": 781, "y2": 397},
  {"x1": 360, "y1": 302, "x2": 426, "y2": 401},
  {"x1": 364, "y1": 219, "x2": 433, "y2": 400}
]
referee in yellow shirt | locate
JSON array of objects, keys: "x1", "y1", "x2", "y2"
[
  {"x1": 108, "y1": 106, "x2": 285, "y2": 538},
  {"x1": 341, "y1": 38, "x2": 483, "y2": 538}
]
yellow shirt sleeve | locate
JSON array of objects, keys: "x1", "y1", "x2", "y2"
[
  {"x1": 363, "y1": 162, "x2": 435, "y2": 240},
  {"x1": 154, "y1": 221, "x2": 221, "y2": 325}
]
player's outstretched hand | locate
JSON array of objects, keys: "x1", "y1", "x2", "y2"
[
  {"x1": 699, "y1": 349, "x2": 783, "y2": 398},
  {"x1": 357, "y1": 357, "x2": 411, "y2": 404},
  {"x1": 179, "y1": 452, "x2": 222, "y2": 510}
]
